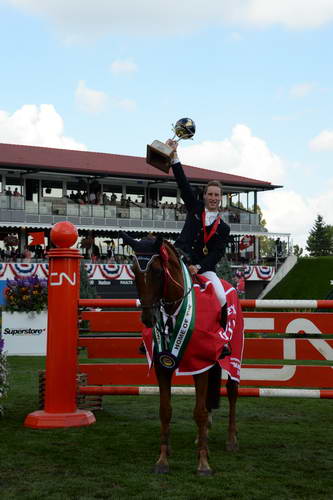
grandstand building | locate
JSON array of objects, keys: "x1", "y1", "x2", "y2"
[{"x1": 0, "y1": 142, "x2": 290, "y2": 297}]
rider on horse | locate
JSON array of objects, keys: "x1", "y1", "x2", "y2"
[{"x1": 167, "y1": 139, "x2": 230, "y2": 330}]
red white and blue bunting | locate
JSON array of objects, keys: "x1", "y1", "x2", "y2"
[{"x1": 0, "y1": 263, "x2": 275, "y2": 282}]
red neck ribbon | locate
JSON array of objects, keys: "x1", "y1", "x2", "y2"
[{"x1": 201, "y1": 211, "x2": 221, "y2": 247}]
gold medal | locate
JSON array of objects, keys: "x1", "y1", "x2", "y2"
[{"x1": 203, "y1": 246, "x2": 208, "y2": 256}]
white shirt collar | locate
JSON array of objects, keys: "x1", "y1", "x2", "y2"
[{"x1": 204, "y1": 208, "x2": 219, "y2": 226}]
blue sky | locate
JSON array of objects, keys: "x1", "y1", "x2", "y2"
[{"x1": 1, "y1": 0, "x2": 333, "y2": 249}]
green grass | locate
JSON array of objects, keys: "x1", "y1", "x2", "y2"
[
  {"x1": 1, "y1": 357, "x2": 333, "y2": 500},
  {"x1": 265, "y1": 256, "x2": 333, "y2": 300}
]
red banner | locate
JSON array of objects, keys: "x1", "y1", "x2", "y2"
[{"x1": 28, "y1": 232, "x2": 45, "y2": 246}]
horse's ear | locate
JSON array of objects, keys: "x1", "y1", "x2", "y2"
[{"x1": 120, "y1": 231, "x2": 140, "y2": 251}]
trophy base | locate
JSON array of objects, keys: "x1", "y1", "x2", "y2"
[{"x1": 146, "y1": 140, "x2": 173, "y2": 173}]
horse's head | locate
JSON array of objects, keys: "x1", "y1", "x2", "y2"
[{"x1": 121, "y1": 232, "x2": 183, "y2": 328}]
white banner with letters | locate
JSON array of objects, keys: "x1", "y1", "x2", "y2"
[{"x1": 2, "y1": 311, "x2": 47, "y2": 355}]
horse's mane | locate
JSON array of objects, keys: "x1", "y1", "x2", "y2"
[{"x1": 162, "y1": 239, "x2": 181, "y2": 265}]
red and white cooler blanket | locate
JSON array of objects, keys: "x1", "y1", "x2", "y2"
[
  {"x1": 142, "y1": 277, "x2": 244, "y2": 380},
  {"x1": 218, "y1": 279, "x2": 244, "y2": 383}
]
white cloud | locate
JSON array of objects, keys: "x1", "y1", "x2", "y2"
[
  {"x1": 309, "y1": 130, "x2": 333, "y2": 151},
  {"x1": 179, "y1": 124, "x2": 285, "y2": 184},
  {"x1": 261, "y1": 189, "x2": 313, "y2": 248},
  {"x1": 290, "y1": 82, "x2": 315, "y2": 98},
  {"x1": 0, "y1": 104, "x2": 86, "y2": 150},
  {"x1": 261, "y1": 183, "x2": 333, "y2": 249},
  {"x1": 224, "y1": 0, "x2": 333, "y2": 29},
  {"x1": 75, "y1": 80, "x2": 135, "y2": 113},
  {"x1": 4, "y1": 0, "x2": 333, "y2": 40},
  {"x1": 75, "y1": 80, "x2": 108, "y2": 114},
  {"x1": 115, "y1": 99, "x2": 136, "y2": 112},
  {"x1": 178, "y1": 123, "x2": 333, "y2": 250},
  {"x1": 111, "y1": 59, "x2": 138, "y2": 75}
]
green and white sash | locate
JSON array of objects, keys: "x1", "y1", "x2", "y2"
[{"x1": 153, "y1": 261, "x2": 196, "y2": 369}]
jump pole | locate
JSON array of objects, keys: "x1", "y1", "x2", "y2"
[
  {"x1": 78, "y1": 386, "x2": 333, "y2": 399},
  {"x1": 24, "y1": 221, "x2": 95, "y2": 429},
  {"x1": 79, "y1": 298, "x2": 333, "y2": 309}
]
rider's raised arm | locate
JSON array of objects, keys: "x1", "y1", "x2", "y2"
[
  {"x1": 166, "y1": 139, "x2": 197, "y2": 210},
  {"x1": 171, "y1": 161, "x2": 197, "y2": 209}
]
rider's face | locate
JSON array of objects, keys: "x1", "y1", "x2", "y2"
[{"x1": 203, "y1": 186, "x2": 222, "y2": 211}]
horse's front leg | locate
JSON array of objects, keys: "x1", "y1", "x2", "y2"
[
  {"x1": 154, "y1": 363, "x2": 173, "y2": 474},
  {"x1": 193, "y1": 372, "x2": 212, "y2": 476},
  {"x1": 226, "y1": 376, "x2": 239, "y2": 451}
]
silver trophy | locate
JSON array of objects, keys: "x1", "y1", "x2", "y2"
[{"x1": 146, "y1": 118, "x2": 196, "y2": 173}]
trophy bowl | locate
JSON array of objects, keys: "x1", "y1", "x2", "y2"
[
  {"x1": 146, "y1": 117, "x2": 196, "y2": 173},
  {"x1": 173, "y1": 118, "x2": 196, "y2": 140}
]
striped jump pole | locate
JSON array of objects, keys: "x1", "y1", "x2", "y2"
[
  {"x1": 78, "y1": 298, "x2": 333, "y2": 310},
  {"x1": 78, "y1": 386, "x2": 333, "y2": 399}
]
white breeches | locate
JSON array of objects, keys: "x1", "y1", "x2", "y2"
[{"x1": 201, "y1": 271, "x2": 226, "y2": 307}]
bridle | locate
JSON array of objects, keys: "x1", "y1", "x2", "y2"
[{"x1": 133, "y1": 244, "x2": 193, "y2": 312}]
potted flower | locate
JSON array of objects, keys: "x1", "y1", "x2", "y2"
[
  {"x1": 2, "y1": 276, "x2": 48, "y2": 355},
  {"x1": 4, "y1": 276, "x2": 48, "y2": 314}
]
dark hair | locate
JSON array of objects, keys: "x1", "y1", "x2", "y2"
[{"x1": 204, "y1": 180, "x2": 223, "y2": 195}]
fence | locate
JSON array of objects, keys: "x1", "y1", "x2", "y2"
[{"x1": 24, "y1": 222, "x2": 333, "y2": 430}]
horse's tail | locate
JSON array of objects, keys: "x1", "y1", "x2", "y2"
[{"x1": 206, "y1": 362, "x2": 221, "y2": 411}]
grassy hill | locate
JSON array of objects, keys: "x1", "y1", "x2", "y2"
[{"x1": 264, "y1": 256, "x2": 333, "y2": 299}]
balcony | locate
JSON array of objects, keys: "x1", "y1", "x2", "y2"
[{"x1": 0, "y1": 195, "x2": 265, "y2": 234}]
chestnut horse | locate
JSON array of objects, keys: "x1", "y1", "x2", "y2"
[{"x1": 122, "y1": 233, "x2": 239, "y2": 475}]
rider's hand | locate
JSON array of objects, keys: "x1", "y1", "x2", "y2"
[
  {"x1": 189, "y1": 265, "x2": 199, "y2": 275},
  {"x1": 166, "y1": 139, "x2": 179, "y2": 161},
  {"x1": 166, "y1": 139, "x2": 178, "y2": 152}
]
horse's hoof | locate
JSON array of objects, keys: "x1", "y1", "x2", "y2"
[
  {"x1": 226, "y1": 441, "x2": 239, "y2": 452},
  {"x1": 154, "y1": 464, "x2": 169, "y2": 474},
  {"x1": 197, "y1": 468, "x2": 213, "y2": 477}
]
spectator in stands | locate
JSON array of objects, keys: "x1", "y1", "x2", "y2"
[
  {"x1": 92, "y1": 243, "x2": 100, "y2": 263},
  {"x1": 89, "y1": 191, "x2": 96, "y2": 204},
  {"x1": 34, "y1": 245, "x2": 44, "y2": 260},
  {"x1": 13, "y1": 187, "x2": 20, "y2": 197},
  {"x1": 5, "y1": 187, "x2": 12, "y2": 196},
  {"x1": 23, "y1": 246, "x2": 32, "y2": 262},
  {"x1": 120, "y1": 194, "x2": 126, "y2": 207},
  {"x1": 126, "y1": 197, "x2": 131, "y2": 208},
  {"x1": 111, "y1": 193, "x2": 117, "y2": 205}
]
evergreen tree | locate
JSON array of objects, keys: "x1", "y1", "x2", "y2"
[
  {"x1": 293, "y1": 244, "x2": 303, "y2": 257},
  {"x1": 306, "y1": 215, "x2": 333, "y2": 256},
  {"x1": 80, "y1": 262, "x2": 97, "y2": 298}
]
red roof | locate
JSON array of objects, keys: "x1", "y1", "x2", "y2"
[{"x1": 0, "y1": 142, "x2": 280, "y2": 190}]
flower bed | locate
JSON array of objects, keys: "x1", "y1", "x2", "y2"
[{"x1": 5, "y1": 276, "x2": 47, "y2": 314}]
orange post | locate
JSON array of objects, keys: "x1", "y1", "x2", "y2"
[{"x1": 24, "y1": 221, "x2": 95, "y2": 428}]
